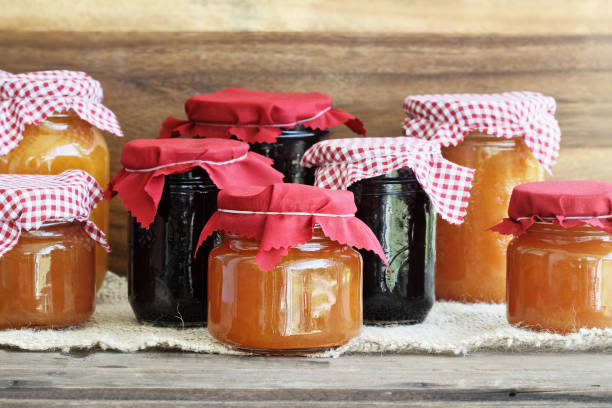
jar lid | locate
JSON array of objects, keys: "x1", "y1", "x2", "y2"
[
  {"x1": 0, "y1": 170, "x2": 109, "y2": 257},
  {"x1": 402, "y1": 91, "x2": 561, "y2": 173},
  {"x1": 491, "y1": 180, "x2": 612, "y2": 235},
  {"x1": 301, "y1": 137, "x2": 475, "y2": 224},
  {"x1": 158, "y1": 87, "x2": 365, "y2": 144},
  {"x1": 0, "y1": 70, "x2": 123, "y2": 155},
  {"x1": 106, "y1": 138, "x2": 284, "y2": 228},
  {"x1": 198, "y1": 183, "x2": 387, "y2": 271}
]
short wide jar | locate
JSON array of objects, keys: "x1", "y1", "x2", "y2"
[
  {"x1": 507, "y1": 223, "x2": 612, "y2": 333},
  {"x1": 0, "y1": 222, "x2": 96, "y2": 329},
  {"x1": 208, "y1": 227, "x2": 363, "y2": 353}
]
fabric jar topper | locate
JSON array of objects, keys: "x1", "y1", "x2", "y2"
[
  {"x1": 301, "y1": 137, "x2": 475, "y2": 224},
  {"x1": 0, "y1": 70, "x2": 123, "y2": 155},
  {"x1": 491, "y1": 180, "x2": 612, "y2": 236},
  {"x1": 402, "y1": 91, "x2": 561, "y2": 174},
  {"x1": 0, "y1": 170, "x2": 109, "y2": 257},
  {"x1": 158, "y1": 87, "x2": 366, "y2": 144},
  {"x1": 106, "y1": 138, "x2": 284, "y2": 229},
  {"x1": 198, "y1": 183, "x2": 388, "y2": 271}
]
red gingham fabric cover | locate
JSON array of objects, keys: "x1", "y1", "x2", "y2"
[
  {"x1": 402, "y1": 91, "x2": 561, "y2": 174},
  {"x1": 0, "y1": 170, "x2": 109, "y2": 257},
  {"x1": 0, "y1": 70, "x2": 123, "y2": 155},
  {"x1": 106, "y1": 138, "x2": 284, "y2": 229},
  {"x1": 158, "y1": 88, "x2": 365, "y2": 143},
  {"x1": 491, "y1": 180, "x2": 612, "y2": 236},
  {"x1": 301, "y1": 137, "x2": 475, "y2": 224},
  {"x1": 198, "y1": 183, "x2": 388, "y2": 271}
]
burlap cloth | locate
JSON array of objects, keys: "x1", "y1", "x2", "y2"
[{"x1": 1, "y1": 272, "x2": 611, "y2": 357}]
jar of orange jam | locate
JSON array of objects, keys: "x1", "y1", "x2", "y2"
[
  {"x1": 198, "y1": 183, "x2": 387, "y2": 353},
  {"x1": 0, "y1": 223, "x2": 95, "y2": 329},
  {"x1": 403, "y1": 92, "x2": 560, "y2": 303},
  {"x1": 208, "y1": 227, "x2": 362, "y2": 351},
  {"x1": 436, "y1": 133, "x2": 544, "y2": 302},
  {"x1": 492, "y1": 180, "x2": 612, "y2": 333},
  {"x1": 0, "y1": 70, "x2": 122, "y2": 291},
  {"x1": 0, "y1": 171, "x2": 109, "y2": 330}
]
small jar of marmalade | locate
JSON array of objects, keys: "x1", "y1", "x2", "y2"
[
  {"x1": 0, "y1": 170, "x2": 109, "y2": 329},
  {"x1": 492, "y1": 180, "x2": 612, "y2": 333},
  {"x1": 198, "y1": 183, "x2": 387, "y2": 353},
  {"x1": 404, "y1": 92, "x2": 561, "y2": 303}
]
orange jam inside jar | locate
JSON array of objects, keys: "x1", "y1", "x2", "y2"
[
  {"x1": 208, "y1": 227, "x2": 363, "y2": 353},
  {"x1": 0, "y1": 111, "x2": 110, "y2": 291},
  {"x1": 436, "y1": 132, "x2": 544, "y2": 302},
  {"x1": 507, "y1": 223, "x2": 612, "y2": 333},
  {"x1": 0, "y1": 222, "x2": 96, "y2": 329}
]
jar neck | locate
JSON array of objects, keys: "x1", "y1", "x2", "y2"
[
  {"x1": 278, "y1": 125, "x2": 329, "y2": 141},
  {"x1": 461, "y1": 131, "x2": 522, "y2": 148},
  {"x1": 526, "y1": 222, "x2": 611, "y2": 238},
  {"x1": 223, "y1": 225, "x2": 336, "y2": 250}
]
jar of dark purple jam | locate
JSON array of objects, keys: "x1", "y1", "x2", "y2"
[
  {"x1": 128, "y1": 168, "x2": 218, "y2": 327},
  {"x1": 349, "y1": 168, "x2": 435, "y2": 325},
  {"x1": 249, "y1": 126, "x2": 328, "y2": 185}
]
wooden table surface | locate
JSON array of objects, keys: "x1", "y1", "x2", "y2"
[{"x1": 1, "y1": 350, "x2": 611, "y2": 407}]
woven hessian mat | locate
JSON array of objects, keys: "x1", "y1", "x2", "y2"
[{"x1": 1, "y1": 272, "x2": 611, "y2": 357}]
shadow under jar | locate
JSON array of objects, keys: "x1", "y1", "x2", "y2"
[
  {"x1": 248, "y1": 126, "x2": 328, "y2": 185},
  {"x1": 349, "y1": 168, "x2": 435, "y2": 325},
  {"x1": 129, "y1": 169, "x2": 219, "y2": 327}
]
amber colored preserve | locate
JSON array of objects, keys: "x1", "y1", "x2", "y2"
[
  {"x1": 0, "y1": 223, "x2": 96, "y2": 329},
  {"x1": 208, "y1": 228, "x2": 363, "y2": 352},
  {"x1": 507, "y1": 223, "x2": 612, "y2": 333},
  {"x1": 435, "y1": 133, "x2": 544, "y2": 302},
  {"x1": 0, "y1": 111, "x2": 110, "y2": 290}
]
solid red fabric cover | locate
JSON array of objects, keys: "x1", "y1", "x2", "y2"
[
  {"x1": 106, "y1": 138, "x2": 284, "y2": 229},
  {"x1": 198, "y1": 183, "x2": 388, "y2": 271},
  {"x1": 491, "y1": 180, "x2": 612, "y2": 235},
  {"x1": 158, "y1": 88, "x2": 366, "y2": 143}
]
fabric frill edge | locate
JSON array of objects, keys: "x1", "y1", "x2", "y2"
[
  {"x1": 157, "y1": 108, "x2": 366, "y2": 143},
  {"x1": 197, "y1": 214, "x2": 388, "y2": 272},
  {"x1": 490, "y1": 216, "x2": 612, "y2": 236}
]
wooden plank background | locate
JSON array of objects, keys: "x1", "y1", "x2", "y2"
[{"x1": 1, "y1": 1, "x2": 612, "y2": 274}]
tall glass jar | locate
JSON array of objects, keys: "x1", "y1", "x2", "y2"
[
  {"x1": 349, "y1": 168, "x2": 435, "y2": 325},
  {"x1": 507, "y1": 223, "x2": 612, "y2": 334},
  {"x1": 0, "y1": 222, "x2": 96, "y2": 329},
  {"x1": 436, "y1": 132, "x2": 544, "y2": 302},
  {"x1": 0, "y1": 111, "x2": 110, "y2": 291},
  {"x1": 208, "y1": 226, "x2": 363, "y2": 353},
  {"x1": 129, "y1": 169, "x2": 218, "y2": 327},
  {"x1": 249, "y1": 126, "x2": 328, "y2": 184}
]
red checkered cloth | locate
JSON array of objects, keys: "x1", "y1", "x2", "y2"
[
  {"x1": 0, "y1": 170, "x2": 109, "y2": 257},
  {"x1": 402, "y1": 91, "x2": 561, "y2": 174},
  {"x1": 0, "y1": 70, "x2": 123, "y2": 155},
  {"x1": 301, "y1": 137, "x2": 475, "y2": 224}
]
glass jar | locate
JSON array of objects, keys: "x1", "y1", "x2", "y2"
[
  {"x1": 208, "y1": 226, "x2": 362, "y2": 353},
  {"x1": 507, "y1": 223, "x2": 612, "y2": 333},
  {"x1": 0, "y1": 111, "x2": 110, "y2": 291},
  {"x1": 436, "y1": 132, "x2": 544, "y2": 302},
  {"x1": 0, "y1": 222, "x2": 96, "y2": 329},
  {"x1": 248, "y1": 126, "x2": 328, "y2": 184},
  {"x1": 349, "y1": 168, "x2": 435, "y2": 325},
  {"x1": 129, "y1": 169, "x2": 218, "y2": 327}
]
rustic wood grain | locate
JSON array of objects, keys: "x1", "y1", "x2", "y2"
[
  {"x1": 0, "y1": 351, "x2": 611, "y2": 406},
  {"x1": 2, "y1": 0, "x2": 612, "y2": 35},
  {"x1": 1, "y1": 31, "x2": 611, "y2": 274}
]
